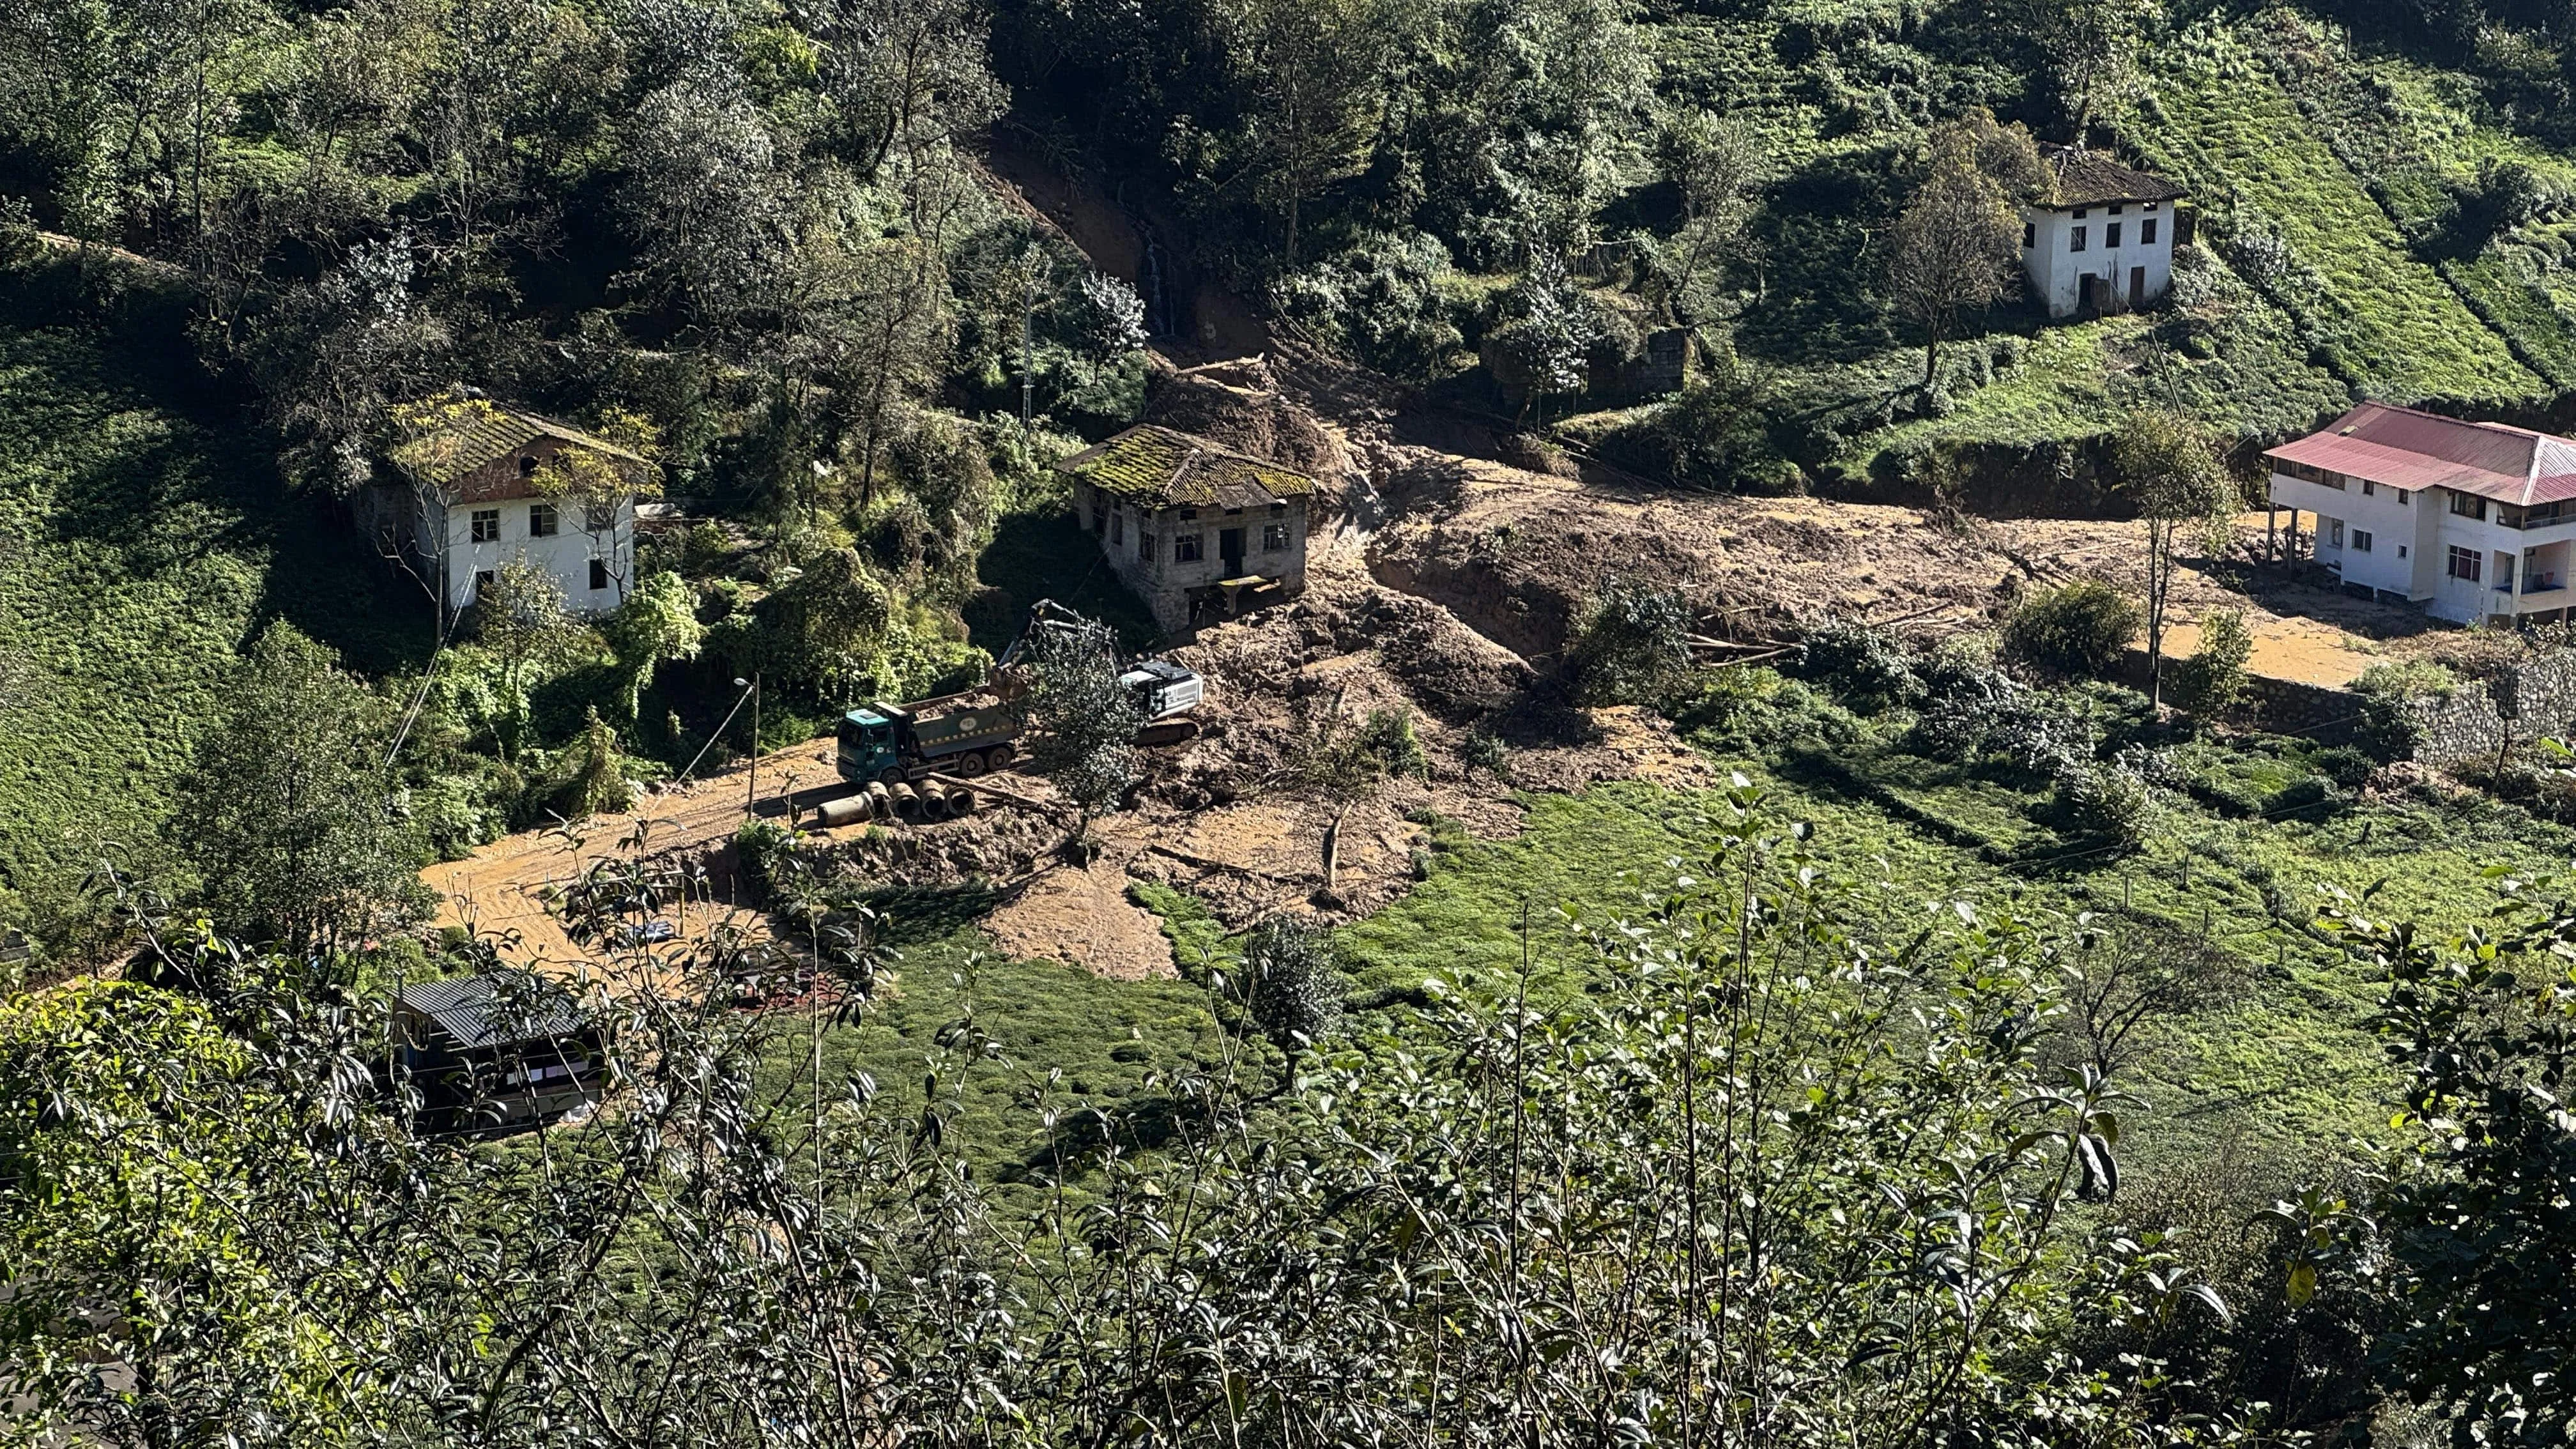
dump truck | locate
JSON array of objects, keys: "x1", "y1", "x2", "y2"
[
  {"x1": 836, "y1": 700, "x2": 1017, "y2": 785},
  {"x1": 834, "y1": 601, "x2": 1208, "y2": 783}
]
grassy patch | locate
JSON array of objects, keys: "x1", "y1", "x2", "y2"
[{"x1": 0, "y1": 268, "x2": 430, "y2": 930}]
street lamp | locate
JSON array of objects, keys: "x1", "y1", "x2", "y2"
[{"x1": 735, "y1": 675, "x2": 760, "y2": 815}]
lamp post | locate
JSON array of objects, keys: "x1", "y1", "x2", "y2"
[{"x1": 736, "y1": 674, "x2": 761, "y2": 815}]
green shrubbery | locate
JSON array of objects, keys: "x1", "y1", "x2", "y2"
[
  {"x1": 1569, "y1": 579, "x2": 1698, "y2": 705},
  {"x1": 2005, "y1": 579, "x2": 2141, "y2": 677}
]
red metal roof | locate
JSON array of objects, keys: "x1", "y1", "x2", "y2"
[{"x1": 2264, "y1": 402, "x2": 2576, "y2": 507}]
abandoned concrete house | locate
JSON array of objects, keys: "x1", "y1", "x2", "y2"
[
  {"x1": 360, "y1": 397, "x2": 655, "y2": 625},
  {"x1": 2266, "y1": 401, "x2": 2576, "y2": 626},
  {"x1": 2022, "y1": 146, "x2": 2191, "y2": 318},
  {"x1": 1055, "y1": 424, "x2": 1315, "y2": 631},
  {"x1": 394, "y1": 970, "x2": 604, "y2": 1135}
]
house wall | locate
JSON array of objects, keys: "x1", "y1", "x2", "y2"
[
  {"x1": 2021, "y1": 199, "x2": 2180, "y2": 319},
  {"x1": 1074, "y1": 480, "x2": 1310, "y2": 631},
  {"x1": 431, "y1": 494, "x2": 635, "y2": 617},
  {"x1": 2269, "y1": 470, "x2": 2576, "y2": 624}
]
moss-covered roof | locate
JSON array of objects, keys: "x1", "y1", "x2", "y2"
[
  {"x1": 1054, "y1": 425, "x2": 1315, "y2": 509},
  {"x1": 388, "y1": 397, "x2": 652, "y2": 491},
  {"x1": 2036, "y1": 144, "x2": 2186, "y2": 208}
]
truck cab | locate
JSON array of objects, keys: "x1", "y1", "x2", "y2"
[
  {"x1": 1122, "y1": 659, "x2": 1202, "y2": 719},
  {"x1": 836, "y1": 709, "x2": 901, "y2": 785}
]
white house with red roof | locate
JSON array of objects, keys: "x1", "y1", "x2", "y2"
[{"x1": 2265, "y1": 401, "x2": 2576, "y2": 625}]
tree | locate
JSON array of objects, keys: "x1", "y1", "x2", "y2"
[
  {"x1": 1020, "y1": 609, "x2": 1142, "y2": 847},
  {"x1": 747, "y1": 548, "x2": 893, "y2": 698},
  {"x1": 2113, "y1": 408, "x2": 2237, "y2": 709},
  {"x1": 2034, "y1": 0, "x2": 2148, "y2": 139},
  {"x1": 2168, "y1": 607, "x2": 2253, "y2": 719},
  {"x1": 1219, "y1": 0, "x2": 1387, "y2": 268},
  {"x1": 174, "y1": 622, "x2": 422, "y2": 956},
  {"x1": 1240, "y1": 916, "x2": 1345, "y2": 1053},
  {"x1": 1570, "y1": 576, "x2": 1698, "y2": 705},
  {"x1": 2058, "y1": 921, "x2": 2249, "y2": 1080},
  {"x1": 2329, "y1": 882, "x2": 2576, "y2": 1439},
  {"x1": 475, "y1": 559, "x2": 578, "y2": 760},
  {"x1": 1889, "y1": 117, "x2": 2032, "y2": 388},
  {"x1": 1652, "y1": 106, "x2": 1767, "y2": 323},
  {"x1": 2004, "y1": 577, "x2": 2140, "y2": 677},
  {"x1": 601, "y1": 571, "x2": 705, "y2": 720},
  {"x1": 1491, "y1": 250, "x2": 1602, "y2": 420}
]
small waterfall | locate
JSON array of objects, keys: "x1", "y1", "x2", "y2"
[{"x1": 1138, "y1": 228, "x2": 1174, "y2": 338}]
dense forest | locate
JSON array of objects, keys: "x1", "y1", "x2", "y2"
[{"x1": 7, "y1": 0, "x2": 2576, "y2": 1441}]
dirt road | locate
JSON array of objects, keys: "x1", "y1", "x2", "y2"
[{"x1": 422, "y1": 739, "x2": 848, "y2": 969}]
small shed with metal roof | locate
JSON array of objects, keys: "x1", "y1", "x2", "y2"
[
  {"x1": 1054, "y1": 424, "x2": 1317, "y2": 632},
  {"x1": 394, "y1": 970, "x2": 604, "y2": 1134},
  {"x1": 2020, "y1": 144, "x2": 2193, "y2": 318}
]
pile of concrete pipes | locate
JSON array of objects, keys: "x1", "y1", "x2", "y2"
[{"x1": 810, "y1": 779, "x2": 979, "y2": 829}]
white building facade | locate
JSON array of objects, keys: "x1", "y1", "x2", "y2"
[
  {"x1": 2266, "y1": 401, "x2": 2576, "y2": 627},
  {"x1": 2021, "y1": 146, "x2": 2189, "y2": 318},
  {"x1": 365, "y1": 403, "x2": 652, "y2": 626}
]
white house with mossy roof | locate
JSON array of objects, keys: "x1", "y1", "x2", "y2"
[
  {"x1": 2021, "y1": 144, "x2": 2192, "y2": 318},
  {"x1": 1054, "y1": 424, "x2": 1315, "y2": 633},
  {"x1": 366, "y1": 397, "x2": 656, "y2": 626},
  {"x1": 2266, "y1": 401, "x2": 2576, "y2": 626}
]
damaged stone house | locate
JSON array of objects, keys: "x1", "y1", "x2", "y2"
[{"x1": 1055, "y1": 424, "x2": 1315, "y2": 632}]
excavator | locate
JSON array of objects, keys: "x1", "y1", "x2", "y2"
[{"x1": 834, "y1": 601, "x2": 1203, "y2": 786}]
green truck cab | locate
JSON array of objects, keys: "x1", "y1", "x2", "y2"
[{"x1": 836, "y1": 700, "x2": 1018, "y2": 785}]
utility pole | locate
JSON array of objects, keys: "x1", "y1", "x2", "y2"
[{"x1": 738, "y1": 674, "x2": 762, "y2": 815}]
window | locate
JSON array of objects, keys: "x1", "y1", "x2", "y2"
[
  {"x1": 2023, "y1": 222, "x2": 2035, "y2": 249},
  {"x1": 1178, "y1": 507, "x2": 1197, "y2": 521},
  {"x1": 471, "y1": 508, "x2": 501, "y2": 543},
  {"x1": 519, "y1": 455, "x2": 539, "y2": 477},
  {"x1": 2399, "y1": 489, "x2": 2411, "y2": 505},
  {"x1": 2108, "y1": 203, "x2": 2124, "y2": 215},
  {"x1": 2073, "y1": 207, "x2": 2089, "y2": 218},
  {"x1": 2106, "y1": 222, "x2": 2123, "y2": 247},
  {"x1": 1138, "y1": 532, "x2": 1154, "y2": 562},
  {"x1": 2140, "y1": 218, "x2": 2159, "y2": 245},
  {"x1": 2450, "y1": 491, "x2": 2488, "y2": 520},
  {"x1": 2352, "y1": 529, "x2": 2373, "y2": 553},
  {"x1": 1173, "y1": 533, "x2": 1204, "y2": 562},
  {"x1": 1263, "y1": 522, "x2": 1290, "y2": 551},
  {"x1": 2399, "y1": 544, "x2": 2409, "y2": 558},
  {"x1": 528, "y1": 502, "x2": 558, "y2": 538},
  {"x1": 2328, "y1": 519, "x2": 2344, "y2": 547},
  {"x1": 2144, "y1": 201, "x2": 2159, "y2": 211},
  {"x1": 1089, "y1": 503, "x2": 1103, "y2": 534},
  {"x1": 2449, "y1": 546, "x2": 2483, "y2": 581},
  {"x1": 474, "y1": 569, "x2": 496, "y2": 597},
  {"x1": 588, "y1": 558, "x2": 610, "y2": 590},
  {"x1": 2361, "y1": 480, "x2": 2375, "y2": 497},
  {"x1": 2069, "y1": 226, "x2": 2087, "y2": 252}
]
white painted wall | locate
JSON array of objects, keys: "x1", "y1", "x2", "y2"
[
  {"x1": 417, "y1": 492, "x2": 634, "y2": 618},
  {"x1": 2020, "y1": 200, "x2": 2179, "y2": 318},
  {"x1": 2267, "y1": 469, "x2": 2576, "y2": 623}
]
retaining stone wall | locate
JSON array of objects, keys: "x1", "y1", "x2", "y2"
[{"x1": 2409, "y1": 650, "x2": 2576, "y2": 765}]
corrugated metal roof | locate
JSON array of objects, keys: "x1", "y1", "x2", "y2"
[
  {"x1": 2037, "y1": 144, "x2": 2186, "y2": 208},
  {"x1": 399, "y1": 971, "x2": 590, "y2": 1050},
  {"x1": 2264, "y1": 401, "x2": 2576, "y2": 506},
  {"x1": 1054, "y1": 425, "x2": 1315, "y2": 509}
]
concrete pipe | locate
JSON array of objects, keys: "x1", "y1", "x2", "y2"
[
  {"x1": 888, "y1": 782, "x2": 924, "y2": 822},
  {"x1": 918, "y1": 787, "x2": 951, "y2": 823},
  {"x1": 945, "y1": 786, "x2": 979, "y2": 817},
  {"x1": 816, "y1": 793, "x2": 871, "y2": 829},
  {"x1": 866, "y1": 781, "x2": 894, "y2": 816}
]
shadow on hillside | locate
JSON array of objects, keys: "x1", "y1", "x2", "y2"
[
  {"x1": 0, "y1": 261, "x2": 433, "y2": 675},
  {"x1": 970, "y1": 509, "x2": 1162, "y2": 655}
]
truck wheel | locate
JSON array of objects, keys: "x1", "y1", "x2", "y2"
[
  {"x1": 985, "y1": 744, "x2": 1014, "y2": 773},
  {"x1": 878, "y1": 767, "x2": 907, "y2": 786},
  {"x1": 953, "y1": 751, "x2": 988, "y2": 778}
]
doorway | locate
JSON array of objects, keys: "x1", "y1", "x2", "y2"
[
  {"x1": 1219, "y1": 526, "x2": 1245, "y2": 578},
  {"x1": 2130, "y1": 266, "x2": 2147, "y2": 308}
]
